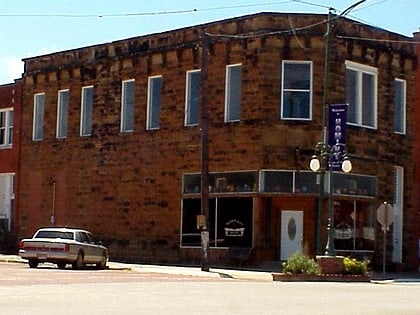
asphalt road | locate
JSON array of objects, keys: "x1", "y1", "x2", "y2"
[{"x1": 2, "y1": 263, "x2": 420, "y2": 315}]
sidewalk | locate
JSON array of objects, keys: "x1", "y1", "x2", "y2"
[
  {"x1": 0, "y1": 254, "x2": 273, "y2": 282},
  {"x1": 2, "y1": 254, "x2": 420, "y2": 283}
]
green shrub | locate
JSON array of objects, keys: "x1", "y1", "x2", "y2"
[
  {"x1": 342, "y1": 257, "x2": 368, "y2": 275},
  {"x1": 282, "y1": 252, "x2": 320, "y2": 275}
]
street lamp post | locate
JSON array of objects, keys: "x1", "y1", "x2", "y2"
[
  {"x1": 310, "y1": 143, "x2": 352, "y2": 256},
  {"x1": 310, "y1": 1, "x2": 365, "y2": 256}
]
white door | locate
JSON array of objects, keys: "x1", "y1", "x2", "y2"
[
  {"x1": 280, "y1": 210, "x2": 303, "y2": 260},
  {"x1": 0, "y1": 174, "x2": 13, "y2": 231}
]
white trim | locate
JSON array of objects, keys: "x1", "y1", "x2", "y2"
[
  {"x1": 281, "y1": 60, "x2": 313, "y2": 121},
  {"x1": 121, "y1": 79, "x2": 135, "y2": 132},
  {"x1": 0, "y1": 108, "x2": 14, "y2": 148},
  {"x1": 394, "y1": 78, "x2": 406, "y2": 135},
  {"x1": 32, "y1": 93, "x2": 45, "y2": 141},
  {"x1": 225, "y1": 63, "x2": 242, "y2": 123},
  {"x1": 80, "y1": 85, "x2": 94, "y2": 137},
  {"x1": 146, "y1": 75, "x2": 162, "y2": 130},
  {"x1": 56, "y1": 89, "x2": 69, "y2": 139},
  {"x1": 345, "y1": 60, "x2": 378, "y2": 129},
  {"x1": 184, "y1": 69, "x2": 201, "y2": 126},
  {"x1": 393, "y1": 166, "x2": 404, "y2": 264}
]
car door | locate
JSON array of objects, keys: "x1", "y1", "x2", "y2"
[{"x1": 83, "y1": 232, "x2": 102, "y2": 263}]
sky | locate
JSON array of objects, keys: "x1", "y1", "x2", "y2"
[{"x1": 0, "y1": 0, "x2": 418, "y2": 84}]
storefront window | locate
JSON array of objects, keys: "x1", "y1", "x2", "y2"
[
  {"x1": 181, "y1": 197, "x2": 253, "y2": 248},
  {"x1": 333, "y1": 200, "x2": 375, "y2": 251}
]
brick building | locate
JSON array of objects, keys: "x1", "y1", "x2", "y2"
[
  {"x1": 17, "y1": 13, "x2": 417, "y2": 270},
  {"x1": 0, "y1": 80, "x2": 22, "y2": 251},
  {"x1": 413, "y1": 30, "x2": 420, "y2": 270}
]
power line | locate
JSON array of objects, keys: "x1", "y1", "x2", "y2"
[{"x1": 0, "y1": 1, "x2": 293, "y2": 18}]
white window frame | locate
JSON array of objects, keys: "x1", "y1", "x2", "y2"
[
  {"x1": 225, "y1": 64, "x2": 242, "y2": 122},
  {"x1": 394, "y1": 78, "x2": 406, "y2": 134},
  {"x1": 121, "y1": 79, "x2": 135, "y2": 132},
  {"x1": 146, "y1": 75, "x2": 162, "y2": 130},
  {"x1": 393, "y1": 165, "x2": 404, "y2": 263},
  {"x1": 0, "y1": 108, "x2": 13, "y2": 148},
  {"x1": 33, "y1": 93, "x2": 45, "y2": 141},
  {"x1": 185, "y1": 70, "x2": 201, "y2": 126},
  {"x1": 281, "y1": 60, "x2": 313, "y2": 121},
  {"x1": 56, "y1": 89, "x2": 69, "y2": 139},
  {"x1": 80, "y1": 86, "x2": 94, "y2": 137},
  {"x1": 345, "y1": 60, "x2": 378, "y2": 129}
]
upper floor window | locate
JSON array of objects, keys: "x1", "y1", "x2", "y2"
[
  {"x1": 225, "y1": 64, "x2": 242, "y2": 122},
  {"x1": 281, "y1": 61, "x2": 312, "y2": 120},
  {"x1": 394, "y1": 79, "x2": 406, "y2": 134},
  {"x1": 80, "y1": 86, "x2": 94, "y2": 136},
  {"x1": 146, "y1": 75, "x2": 162, "y2": 130},
  {"x1": 185, "y1": 70, "x2": 200, "y2": 126},
  {"x1": 57, "y1": 89, "x2": 69, "y2": 139},
  {"x1": 121, "y1": 79, "x2": 135, "y2": 132},
  {"x1": 0, "y1": 108, "x2": 13, "y2": 148},
  {"x1": 33, "y1": 93, "x2": 45, "y2": 141},
  {"x1": 345, "y1": 61, "x2": 377, "y2": 129}
]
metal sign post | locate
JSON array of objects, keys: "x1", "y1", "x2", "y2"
[{"x1": 377, "y1": 202, "x2": 394, "y2": 274}]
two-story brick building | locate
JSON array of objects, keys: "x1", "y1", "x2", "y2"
[
  {"x1": 17, "y1": 13, "x2": 417, "y2": 270},
  {"x1": 0, "y1": 80, "x2": 22, "y2": 252}
]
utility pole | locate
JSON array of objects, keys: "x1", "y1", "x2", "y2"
[
  {"x1": 199, "y1": 31, "x2": 210, "y2": 272},
  {"x1": 315, "y1": 0, "x2": 366, "y2": 255}
]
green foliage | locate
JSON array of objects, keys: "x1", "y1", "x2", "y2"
[
  {"x1": 342, "y1": 257, "x2": 368, "y2": 275},
  {"x1": 282, "y1": 252, "x2": 320, "y2": 275}
]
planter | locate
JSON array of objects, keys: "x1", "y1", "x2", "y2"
[
  {"x1": 316, "y1": 255, "x2": 344, "y2": 274},
  {"x1": 272, "y1": 273, "x2": 371, "y2": 282}
]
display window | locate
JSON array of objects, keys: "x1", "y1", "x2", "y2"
[
  {"x1": 181, "y1": 197, "x2": 253, "y2": 248},
  {"x1": 333, "y1": 200, "x2": 375, "y2": 251}
]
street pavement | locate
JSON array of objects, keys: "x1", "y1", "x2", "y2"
[{"x1": 1, "y1": 254, "x2": 419, "y2": 283}]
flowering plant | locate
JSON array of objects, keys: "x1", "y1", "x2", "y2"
[{"x1": 342, "y1": 257, "x2": 368, "y2": 275}]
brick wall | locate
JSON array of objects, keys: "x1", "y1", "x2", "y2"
[{"x1": 17, "y1": 13, "x2": 417, "y2": 266}]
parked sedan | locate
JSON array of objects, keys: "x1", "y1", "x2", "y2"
[{"x1": 19, "y1": 227, "x2": 108, "y2": 269}]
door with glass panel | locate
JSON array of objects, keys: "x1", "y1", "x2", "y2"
[{"x1": 280, "y1": 210, "x2": 303, "y2": 260}]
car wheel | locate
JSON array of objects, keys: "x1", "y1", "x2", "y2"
[
  {"x1": 57, "y1": 262, "x2": 67, "y2": 269},
  {"x1": 96, "y1": 253, "x2": 107, "y2": 270},
  {"x1": 72, "y1": 252, "x2": 84, "y2": 270},
  {"x1": 28, "y1": 259, "x2": 39, "y2": 268}
]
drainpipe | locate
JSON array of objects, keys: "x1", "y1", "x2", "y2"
[{"x1": 51, "y1": 180, "x2": 56, "y2": 226}]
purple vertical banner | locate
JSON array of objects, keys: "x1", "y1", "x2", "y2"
[{"x1": 328, "y1": 104, "x2": 348, "y2": 171}]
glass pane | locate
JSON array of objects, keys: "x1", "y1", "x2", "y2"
[
  {"x1": 216, "y1": 197, "x2": 253, "y2": 247},
  {"x1": 283, "y1": 63, "x2": 311, "y2": 90},
  {"x1": 183, "y1": 171, "x2": 257, "y2": 194},
  {"x1": 260, "y1": 171, "x2": 293, "y2": 193},
  {"x1": 362, "y1": 73, "x2": 375, "y2": 127},
  {"x1": 122, "y1": 81, "x2": 135, "y2": 131},
  {"x1": 295, "y1": 172, "x2": 319, "y2": 194},
  {"x1": 186, "y1": 71, "x2": 200, "y2": 125},
  {"x1": 394, "y1": 80, "x2": 405, "y2": 133},
  {"x1": 0, "y1": 112, "x2": 5, "y2": 145},
  {"x1": 34, "y1": 94, "x2": 45, "y2": 140},
  {"x1": 282, "y1": 91, "x2": 310, "y2": 119},
  {"x1": 226, "y1": 65, "x2": 242, "y2": 121},
  {"x1": 58, "y1": 90, "x2": 69, "y2": 138},
  {"x1": 345, "y1": 69, "x2": 357, "y2": 124},
  {"x1": 334, "y1": 200, "x2": 375, "y2": 251},
  {"x1": 332, "y1": 173, "x2": 376, "y2": 197},
  {"x1": 148, "y1": 77, "x2": 162, "y2": 129},
  {"x1": 81, "y1": 87, "x2": 93, "y2": 136},
  {"x1": 181, "y1": 199, "x2": 201, "y2": 247},
  {"x1": 7, "y1": 111, "x2": 13, "y2": 145}
]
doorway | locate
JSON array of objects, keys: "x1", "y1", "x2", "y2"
[{"x1": 280, "y1": 210, "x2": 303, "y2": 260}]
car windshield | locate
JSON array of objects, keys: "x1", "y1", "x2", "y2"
[{"x1": 35, "y1": 231, "x2": 74, "y2": 240}]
